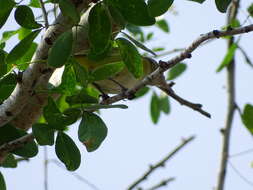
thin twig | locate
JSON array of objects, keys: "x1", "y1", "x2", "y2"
[
  {"x1": 39, "y1": 0, "x2": 49, "y2": 29},
  {"x1": 49, "y1": 159, "x2": 100, "y2": 190},
  {"x1": 229, "y1": 148, "x2": 253, "y2": 158},
  {"x1": 127, "y1": 136, "x2": 195, "y2": 190},
  {"x1": 237, "y1": 45, "x2": 253, "y2": 68},
  {"x1": 216, "y1": 1, "x2": 240, "y2": 190},
  {"x1": 228, "y1": 160, "x2": 253, "y2": 187},
  {"x1": 145, "y1": 177, "x2": 175, "y2": 190},
  {"x1": 153, "y1": 48, "x2": 184, "y2": 58}
]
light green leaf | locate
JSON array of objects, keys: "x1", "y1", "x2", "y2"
[
  {"x1": 116, "y1": 38, "x2": 143, "y2": 78},
  {"x1": 147, "y1": 0, "x2": 174, "y2": 17},
  {"x1": 167, "y1": 63, "x2": 187, "y2": 80},
  {"x1": 29, "y1": 0, "x2": 41, "y2": 8},
  {"x1": 78, "y1": 112, "x2": 108, "y2": 152},
  {"x1": 248, "y1": 3, "x2": 253, "y2": 17},
  {"x1": 14, "y1": 5, "x2": 42, "y2": 29},
  {"x1": 6, "y1": 29, "x2": 41, "y2": 64},
  {"x1": 48, "y1": 31, "x2": 73, "y2": 68},
  {"x1": 241, "y1": 104, "x2": 253, "y2": 135},
  {"x1": 55, "y1": 132, "x2": 81, "y2": 171},
  {"x1": 156, "y1": 19, "x2": 169, "y2": 33},
  {"x1": 16, "y1": 42, "x2": 37, "y2": 70}
]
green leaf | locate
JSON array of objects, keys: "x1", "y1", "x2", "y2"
[
  {"x1": 0, "y1": 30, "x2": 19, "y2": 44},
  {"x1": 187, "y1": 0, "x2": 206, "y2": 3},
  {"x1": 29, "y1": 0, "x2": 41, "y2": 8},
  {"x1": 216, "y1": 43, "x2": 237, "y2": 72},
  {"x1": 55, "y1": 132, "x2": 81, "y2": 171},
  {"x1": 147, "y1": 0, "x2": 174, "y2": 17},
  {"x1": 167, "y1": 63, "x2": 187, "y2": 80},
  {"x1": 1, "y1": 154, "x2": 17, "y2": 168},
  {"x1": 134, "y1": 87, "x2": 150, "y2": 99},
  {"x1": 66, "y1": 89, "x2": 98, "y2": 105},
  {"x1": 6, "y1": 29, "x2": 41, "y2": 64},
  {"x1": 241, "y1": 104, "x2": 253, "y2": 135},
  {"x1": 107, "y1": 0, "x2": 155, "y2": 26},
  {"x1": 0, "y1": 0, "x2": 15, "y2": 29},
  {"x1": 150, "y1": 92, "x2": 160, "y2": 124},
  {"x1": 159, "y1": 95, "x2": 170, "y2": 114},
  {"x1": 0, "y1": 73, "x2": 17, "y2": 103},
  {"x1": 0, "y1": 172, "x2": 6, "y2": 190},
  {"x1": 32, "y1": 123, "x2": 55, "y2": 145},
  {"x1": 156, "y1": 19, "x2": 169, "y2": 33},
  {"x1": 78, "y1": 112, "x2": 108, "y2": 152},
  {"x1": 16, "y1": 42, "x2": 37, "y2": 70},
  {"x1": 0, "y1": 49, "x2": 7, "y2": 77},
  {"x1": 18, "y1": 27, "x2": 32, "y2": 40},
  {"x1": 91, "y1": 61, "x2": 125, "y2": 81},
  {"x1": 248, "y1": 3, "x2": 253, "y2": 18},
  {"x1": 48, "y1": 31, "x2": 73, "y2": 68},
  {"x1": 71, "y1": 58, "x2": 89, "y2": 87},
  {"x1": 88, "y1": 2, "x2": 112, "y2": 55},
  {"x1": 116, "y1": 38, "x2": 143, "y2": 78},
  {"x1": 62, "y1": 108, "x2": 81, "y2": 125},
  {"x1": 14, "y1": 5, "x2": 42, "y2": 29},
  {"x1": 215, "y1": 0, "x2": 232, "y2": 13},
  {"x1": 59, "y1": 0, "x2": 80, "y2": 24},
  {"x1": 108, "y1": 4, "x2": 126, "y2": 28},
  {"x1": 121, "y1": 31, "x2": 156, "y2": 56}
]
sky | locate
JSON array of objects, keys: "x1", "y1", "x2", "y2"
[{"x1": 1, "y1": 0, "x2": 253, "y2": 190}]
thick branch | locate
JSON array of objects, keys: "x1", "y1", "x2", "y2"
[
  {"x1": 216, "y1": 1, "x2": 240, "y2": 190},
  {"x1": 127, "y1": 136, "x2": 195, "y2": 190}
]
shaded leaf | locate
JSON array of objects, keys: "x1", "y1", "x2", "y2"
[
  {"x1": 1, "y1": 154, "x2": 17, "y2": 168},
  {"x1": 59, "y1": 0, "x2": 80, "y2": 24},
  {"x1": 116, "y1": 38, "x2": 143, "y2": 78},
  {"x1": 147, "y1": 0, "x2": 174, "y2": 17},
  {"x1": 187, "y1": 0, "x2": 206, "y2": 3},
  {"x1": 66, "y1": 89, "x2": 98, "y2": 105},
  {"x1": 55, "y1": 132, "x2": 81, "y2": 171},
  {"x1": 0, "y1": 73, "x2": 17, "y2": 103},
  {"x1": 0, "y1": 172, "x2": 6, "y2": 190},
  {"x1": 71, "y1": 58, "x2": 89, "y2": 87},
  {"x1": 16, "y1": 42, "x2": 37, "y2": 70},
  {"x1": 78, "y1": 112, "x2": 108, "y2": 152},
  {"x1": 167, "y1": 63, "x2": 187, "y2": 80},
  {"x1": 6, "y1": 29, "x2": 41, "y2": 64},
  {"x1": 134, "y1": 87, "x2": 150, "y2": 99},
  {"x1": 14, "y1": 5, "x2": 42, "y2": 29},
  {"x1": 0, "y1": 49, "x2": 7, "y2": 77},
  {"x1": 32, "y1": 123, "x2": 55, "y2": 145},
  {"x1": 215, "y1": 0, "x2": 232, "y2": 13},
  {"x1": 48, "y1": 31, "x2": 73, "y2": 68},
  {"x1": 0, "y1": 0, "x2": 15, "y2": 29}
]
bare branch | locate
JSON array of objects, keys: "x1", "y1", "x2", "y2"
[
  {"x1": 127, "y1": 136, "x2": 195, "y2": 190},
  {"x1": 237, "y1": 45, "x2": 253, "y2": 68},
  {"x1": 145, "y1": 177, "x2": 175, "y2": 190},
  {"x1": 39, "y1": 0, "x2": 49, "y2": 29},
  {"x1": 229, "y1": 148, "x2": 253, "y2": 158}
]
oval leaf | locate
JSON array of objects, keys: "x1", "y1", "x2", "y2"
[
  {"x1": 32, "y1": 123, "x2": 55, "y2": 146},
  {"x1": 6, "y1": 29, "x2": 41, "y2": 64},
  {"x1": 156, "y1": 19, "x2": 169, "y2": 33},
  {"x1": 1, "y1": 154, "x2": 17, "y2": 168},
  {"x1": 71, "y1": 58, "x2": 89, "y2": 87},
  {"x1": 59, "y1": 0, "x2": 80, "y2": 24},
  {"x1": 48, "y1": 31, "x2": 73, "y2": 68},
  {"x1": 88, "y1": 2, "x2": 112, "y2": 55},
  {"x1": 147, "y1": 0, "x2": 174, "y2": 17},
  {"x1": 215, "y1": 0, "x2": 232, "y2": 13},
  {"x1": 78, "y1": 112, "x2": 108, "y2": 152},
  {"x1": 150, "y1": 92, "x2": 160, "y2": 124},
  {"x1": 91, "y1": 61, "x2": 125, "y2": 81},
  {"x1": 116, "y1": 38, "x2": 143, "y2": 78},
  {"x1": 108, "y1": 0, "x2": 155, "y2": 26},
  {"x1": 14, "y1": 5, "x2": 42, "y2": 29},
  {"x1": 0, "y1": 0, "x2": 15, "y2": 29},
  {"x1": 241, "y1": 104, "x2": 253, "y2": 135},
  {"x1": 55, "y1": 132, "x2": 81, "y2": 171},
  {"x1": 167, "y1": 63, "x2": 187, "y2": 80},
  {"x1": 159, "y1": 95, "x2": 170, "y2": 114}
]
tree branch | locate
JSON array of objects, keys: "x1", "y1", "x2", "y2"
[
  {"x1": 127, "y1": 136, "x2": 195, "y2": 190},
  {"x1": 216, "y1": 1, "x2": 240, "y2": 190},
  {"x1": 39, "y1": 0, "x2": 49, "y2": 29},
  {"x1": 145, "y1": 177, "x2": 175, "y2": 190}
]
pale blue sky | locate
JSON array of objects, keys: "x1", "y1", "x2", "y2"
[{"x1": 1, "y1": 0, "x2": 253, "y2": 190}]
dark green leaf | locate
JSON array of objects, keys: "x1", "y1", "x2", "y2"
[
  {"x1": 216, "y1": 43, "x2": 237, "y2": 72},
  {"x1": 121, "y1": 31, "x2": 156, "y2": 56},
  {"x1": 0, "y1": 0, "x2": 15, "y2": 29},
  {"x1": 156, "y1": 19, "x2": 169, "y2": 33},
  {"x1": 248, "y1": 3, "x2": 253, "y2": 17},
  {"x1": 134, "y1": 87, "x2": 150, "y2": 99},
  {"x1": 0, "y1": 172, "x2": 6, "y2": 190},
  {"x1": 116, "y1": 38, "x2": 143, "y2": 78},
  {"x1": 241, "y1": 104, "x2": 253, "y2": 135},
  {"x1": 6, "y1": 29, "x2": 41, "y2": 64},
  {"x1": 215, "y1": 0, "x2": 232, "y2": 13},
  {"x1": 0, "y1": 49, "x2": 7, "y2": 77},
  {"x1": 108, "y1": 0, "x2": 155, "y2": 26},
  {"x1": 91, "y1": 62, "x2": 125, "y2": 81},
  {"x1": 62, "y1": 108, "x2": 81, "y2": 125},
  {"x1": 55, "y1": 132, "x2": 81, "y2": 171},
  {"x1": 14, "y1": 5, "x2": 42, "y2": 29},
  {"x1": 32, "y1": 123, "x2": 55, "y2": 145},
  {"x1": 167, "y1": 63, "x2": 187, "y2": 80},
  {"x1": 187, "y1": 0, "x2": 206, "y2": 3},
  {"x1": 159, "y1": 95, "x2": 170, "y2": 114},
  {"x1": 88, "y1": 2, "x2": 112, "y2": 55},
  {"x1": 78, "y1": 112, "x2": 108, "y2": 152},
  {"x1": 59, "y1": 0, "x2": 80, "y2": 24},
  {"x1": 43, "y1": 97, "x2": 66, "y2": 130},
  {"x1": 1, "y1": 154, "x2": 17, "y2": 168},
  {"x1": 0, "y1": 73, "x2": 17, "y2": 103},
  {"x1": 147, "y1": 0, "x2": 174, "y2": 17},
  {"x1": 48, "y1": 31, "x2": 73, "y2": 68},
  {"x1": 150, "y1": 92, "x2": 160, "y2": 124},
  {"x1": 108, "y1": 4, "x2": 126, "y2": 28},
  {"x1": 16, "y1": 42, "x2": 37, "y2": 70},
  {"x1": 66, "y1": 89, "x2": 98, "y2": 105},
  {"x1": 146, "y1": 32, "x2": 154, "y2": 40},
  {"x1": 71, "y1": 58, "x2": 89, "y2": 87}
]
